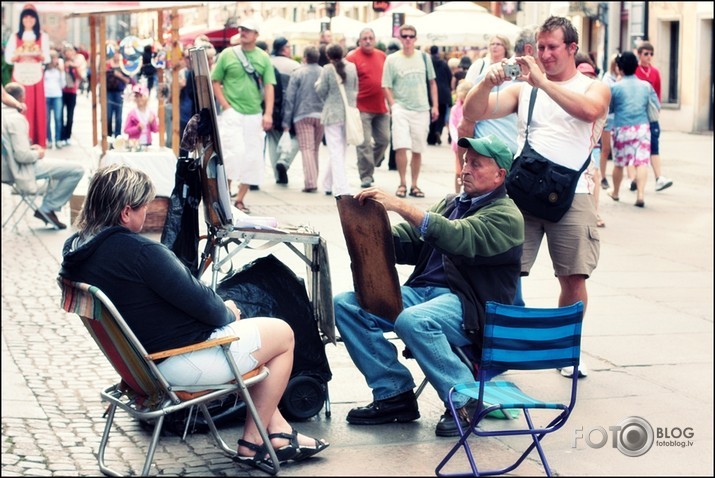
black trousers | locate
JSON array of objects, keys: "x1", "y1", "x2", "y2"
[{"x1": 61, "y1": 92, "x2": 77, "y2": 141}]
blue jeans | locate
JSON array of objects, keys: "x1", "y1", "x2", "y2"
[
  {"x1": 35, "y1": 159, "x2": 84, "y2": 212},
  {"x1": 335, "y1": 285, "x2": 475, "y2": 409},
  {"x1": 513, "y1": 277, "x2": 525, "y2": 306},
  {"x1": 46, "y1": 96, "x2": 63, "y2": 143},
  {"x1": 107, "y1": 91, "x2": 124, "y2": 137}
]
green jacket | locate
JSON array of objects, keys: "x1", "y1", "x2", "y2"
[{"x1": 392, "y1": 184, "x2": 524, "y2": 356}]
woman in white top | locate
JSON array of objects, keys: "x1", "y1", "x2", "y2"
[
  {"x1": 465, "y1": 34, "x2": 512, "y2": 84},
  {"x1": 314, "y1": 43, "x2": 358, "y2": 196},
  {"x1": 43, "y1": 49, "x2": 66, "y2": 149}
]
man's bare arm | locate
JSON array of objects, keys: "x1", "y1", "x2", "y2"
[
  {"x1": 383, "y1": 86, "x2": 395, "y2": 108},
  {"x1": 262, "y1": 82, "x2": 274, "y2": 131},
  {"x1": 429, "y1": 79, "x2": 439, "y2": 121},
  {"x1": 518, "y1": 55, "x2": 610, "y2": 122},
  {"x1": 355, "y1": 187, "x2": 425, "y2": 229},
  {"x1": 212, "y1": 80, "x2": 230, "y2": 111},
  {"x1": 462, "y1": 73, "x2": 520, "y2": 122}
]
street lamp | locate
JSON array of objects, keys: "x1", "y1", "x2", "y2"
[
  {"x1": 322, "y1": 1, "x2": 337, "y2": 33},
  {"x1": 325, "y1": 1, "x2": 337, "y2": 19}
]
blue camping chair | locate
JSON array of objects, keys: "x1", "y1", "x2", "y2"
[{"x1": 435, "y1": 301, "x2": 585, "y2": 477}]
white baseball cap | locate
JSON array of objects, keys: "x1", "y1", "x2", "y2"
[{"x1": 239, "y1": 19, "x2": 260, "y2": 33}]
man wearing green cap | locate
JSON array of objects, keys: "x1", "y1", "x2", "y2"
[{"x1": 334, "y1": 134, "x2": 524, "y2": 437}]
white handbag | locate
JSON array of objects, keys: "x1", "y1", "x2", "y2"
[{"x1": 334, "y1": 70, "x2": 364, "y2": 146}]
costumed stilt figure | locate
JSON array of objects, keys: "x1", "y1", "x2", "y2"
[{"x1": 5, "y1": 3, "x2": 50, "y2": 148}]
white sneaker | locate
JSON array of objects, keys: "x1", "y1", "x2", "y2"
[
  {"x1": 655, "y1": 176, "x2": 673, "y2": 191},
  {"x1": 559, "y1": 363, "x2": 588, "y2": 378}
]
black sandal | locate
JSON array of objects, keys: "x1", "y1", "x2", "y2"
[
  {"x1": 269, "y1": 428, "x2": 329, "y2": 462},
  {"x1": 267, "y1": 428, "x2": 303, "y2": 462},
  {"x1": 409, "y1": 186, "x2": 425, "y2": 198},
  {"x1": 235, "y1": 439, "x2": 278, "y2": 474}
]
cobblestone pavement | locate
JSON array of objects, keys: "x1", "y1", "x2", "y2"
[{"x1": 2, "y1": 93, "x2": 713, "y2": 476}]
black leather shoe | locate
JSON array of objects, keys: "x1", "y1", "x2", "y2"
[
  {"x1": 34, "y1": 210, "x2": 67, "y2": 230},
  {"x1": 276, "y1": 163, "x2": 288, "y2": 184},
  {"x1": 435, "y1": 402, "x2": 473, "y2": 437},
  {"x1": 347, "y1": 390, "x2": 419, "y2": 425}
]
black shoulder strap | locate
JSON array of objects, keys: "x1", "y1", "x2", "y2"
[
  {"x1": 525, "y1": 87, "x2": 538, "y2": 139},
  {"x1": 525, "y1": 87, "x2": 590, "y2": 172},
  {"x1": 477, "y1": 59, "x2": 486, "y2": 75}
]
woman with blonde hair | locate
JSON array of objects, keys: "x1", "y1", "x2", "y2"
[
  {"x1": 464, "y1": 34, "x2": 511, "y2": 83},
  {"x1": 61, "y1": 164, "x2": 329, "y2": 472}
]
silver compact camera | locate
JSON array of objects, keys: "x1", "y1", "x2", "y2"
[{"x1": 503, "y1": 60, "x2": 521, "y2": 80}]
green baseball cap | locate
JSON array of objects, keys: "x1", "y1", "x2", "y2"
[{"x1": 458, "y1": 134, "x2": 514, "y2": 171}]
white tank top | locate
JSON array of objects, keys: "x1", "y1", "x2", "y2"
[{"x1": 515, "y1": 72, "x2": 605, "y2": 193}]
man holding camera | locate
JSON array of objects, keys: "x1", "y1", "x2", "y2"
[{"x1": 462, "y1": 16, "x2": 610, "y2": 378}]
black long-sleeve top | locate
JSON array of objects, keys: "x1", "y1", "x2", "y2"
[{"x1": 60, "y1": 226, "x2": 234, "y2": 354}]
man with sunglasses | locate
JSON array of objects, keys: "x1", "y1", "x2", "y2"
[
  {"x1": 463, "y1": 16, "x2": 610, "y2": 379},
  {"x1": 382, "y1": 24, "x2": 439, "y2": 200},
  {"x1": 635, "y1": 41, "x2": 673, "y2": 192}
]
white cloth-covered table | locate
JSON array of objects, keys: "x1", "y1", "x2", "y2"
[{"x1": 101, "y1": 147, "x2": 176, "y2": 197}]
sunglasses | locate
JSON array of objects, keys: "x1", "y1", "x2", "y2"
[
  {"x1": 642, "y1": 51, "x2": 653, "y2": 56},
  {"x1": 401, "y1": 34, "x2": 416, "y2": 39}
]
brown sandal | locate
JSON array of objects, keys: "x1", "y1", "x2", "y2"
[
  {"x1": 234, "y1": 201, "x2": 251, "y2": 214},
  {"x1": 395, "y1": 185, "x2": 407, "y2": 198}
]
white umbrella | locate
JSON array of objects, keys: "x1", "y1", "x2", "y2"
[
  {"x1": 260, "y1": 16, "x2": 294, "y2": 43},
  {"x1": 285, "y1": 15, "x2": 366, "y2": 45},
  {"x1": 434, "y1": 2, "x2": 489, "y2": 13},
  {"x1": 366, "y1": 5, "x2": 426, "y2": 44},
  {"x1": 412, "y1": 1, "x2": 521, "y2": 48}
]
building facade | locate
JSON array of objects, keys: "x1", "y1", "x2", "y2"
[{"x1": 2, "y1": 1, "x2": 711, "y2": 133}]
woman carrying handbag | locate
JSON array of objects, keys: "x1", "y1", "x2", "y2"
[{"x1": 314, "y1": 43, "x2": 359, "y2": 197}]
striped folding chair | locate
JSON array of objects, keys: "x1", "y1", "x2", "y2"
[
  {"x1": 58, "y1": 277, "x2": 279, "y2": 476},
  {"x1": 435, "y1": 301, "x2": 585, "y2": 477}
]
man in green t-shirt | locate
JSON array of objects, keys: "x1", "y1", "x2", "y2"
[
  {"x1": 382, "y1": 24, "x2": 438, "y2": 200},
  {"x1": 212, "y1": 19, "x2": 276, "y2": 214}
]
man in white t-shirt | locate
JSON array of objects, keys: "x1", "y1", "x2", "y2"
[{"x1": 462, "y1": 16, "x2": 610, "y2": 379}]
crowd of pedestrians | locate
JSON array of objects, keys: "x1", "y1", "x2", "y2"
[
  {"x1": 2, "y1": 7, "x2": 679, "y2": 221},
  {"x1": 3, "y1": 10, "x2": 687, "y2": 476}
]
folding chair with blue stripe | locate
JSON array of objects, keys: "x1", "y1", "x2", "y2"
[{"x1": 435, "y1": 301, "x2": 585, "y2": 477}]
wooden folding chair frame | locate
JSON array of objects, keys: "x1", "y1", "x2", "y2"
[{"x1": 58, "y1": 277, "x2": 280, "y2": 476}]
